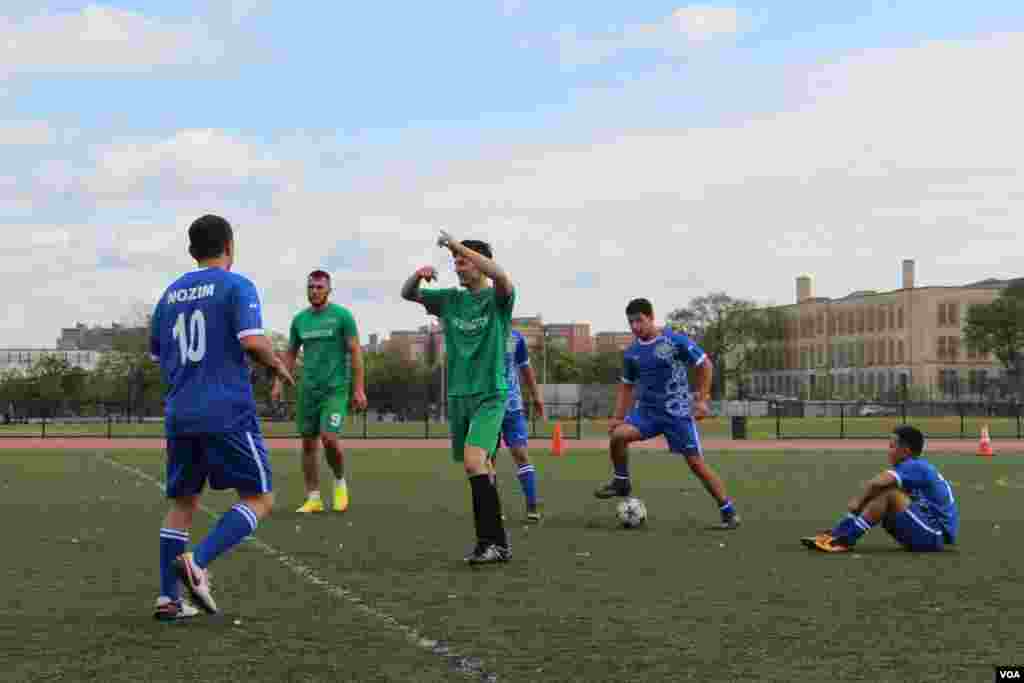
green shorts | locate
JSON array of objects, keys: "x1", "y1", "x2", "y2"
[
  {"x1": 297, "y1": 389, "x2": 349, "y2": 438},
  {"x1": 447, "y1": 392, "x2": 507, "y2": 463}
]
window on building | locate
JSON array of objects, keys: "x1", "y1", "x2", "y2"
[
  {"x1": 897, "y1": 306, "x2": 904, "y2": 329},
  {"x1": 866, "y1": 340, "x2": 874, "y2": 365},
  {"x1": 949, "y1": 302, "x2": 959, "y2": 328},
  {"x1": 866, "y1": 307, "x2": 874, "y2": 332},
  {"x1": 938, "y1": 303, "x2": 946, "y2": 327},
  {"x1": 949, "y1": 336, "x2": 959, "y2": 361},
  {"x1": 897, "y1": 340, "x2": 904, "y2": 363},
  {"x1": 800, "y1": 348, "x2": 808, "y2": 370},
  {"x1": 937, "y1": 336, "x2": 947, "y2": 360},
  {"x1": 816, "y1": 312, "x2": 824, "y2": 335},
  {"x1": 886, "y1": 306, "x2": 893, "y2": 329},
  {"x1": 888, "y1": 339, "x2": 895, "y2": 365},
  {"x1": 857, "y1": 309, "x2": 865, "y2": 333},
  {"x1": 878, "y1": 306, "x2": 886, "y2": 331}
]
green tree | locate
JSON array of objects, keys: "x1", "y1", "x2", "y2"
[
  {"x1": 579, "y1": 350, "x2": 623, "y2": 385},
  {"x1": 667, "y1": 292, "x2": 785, "y2": 399},
  {"x1": 964, "y1": 280, "x2": 1024, "y2": 397}
]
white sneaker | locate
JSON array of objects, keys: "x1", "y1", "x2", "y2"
[
  {"x1": 153, "y1": 596, "x2": 200, "y2": 621},
  {"x1": 175, "y1": 552, "x2": 218, "y2": 614}
]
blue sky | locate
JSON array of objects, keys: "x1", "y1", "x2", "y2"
[{"x1": 3, "y1": 2, "x2": 1024, "y2": 346}]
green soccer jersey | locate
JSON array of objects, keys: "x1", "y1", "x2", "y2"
[
  {"x1": 420, "y1": 286, "x2": 515, "y2": 397},
  {"x1": 289, "y1": 303, "x2": 359, "y2": 393}
]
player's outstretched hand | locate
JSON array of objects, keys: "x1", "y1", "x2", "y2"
[
  {"x1": 415, "y1": 265, "x2": 438, "y2": 282},
  {"x1": 275, "y1": 362, "x2": 295, "y2": 387},
  {"x1": 351, "y1": 388, "x2": 368, "y2": 412},
  {"x1": 436, "y1": 229, "x2": 454, "y2": 249}
]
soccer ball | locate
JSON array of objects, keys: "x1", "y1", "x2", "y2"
[{"x1": 616, "y1": 497, "x2": 647, "y2": 528}]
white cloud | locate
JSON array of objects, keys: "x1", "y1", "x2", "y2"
[
  {"x1": 0, "y1": 5, "x2": 227, "y2": 75},
  {"x1": 85, "y1": 129, "x2": 285, "y2": 198},
  {"x1": 0, "y1": 120, "x2": 56, "y2": 146},
  {"x1": 557, "y1": 5, "x2": 742, "y2": 65},
  {"x1": 3, "y1": 32, "x2": 1024, "y2": 347}
]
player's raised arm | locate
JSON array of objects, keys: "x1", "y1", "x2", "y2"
[
  {"x1": 439, "y1": 230, "x2": 513, "y2": 300},
  {"x1": 401, "y1": 266, "x2": 438, "y2": 304}
]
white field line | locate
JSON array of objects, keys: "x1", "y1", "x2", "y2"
[{"x1": 96, "y1": 451, "x2": 497, "y2": 682}]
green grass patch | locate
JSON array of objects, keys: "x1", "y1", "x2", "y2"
[{"x1": 2, "y1": 447, "x2": 1022, "y2": 682}]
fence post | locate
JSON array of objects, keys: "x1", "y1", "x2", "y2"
[
  {"x1": 959, "y1": 404, "x2": 965, "y2": 440},
  {"x1": 775, "y1": 403, "x2": 781, "y2": 439},
  {"x1": 107, "y1": 414, "x2": 113, "y2": 439},
  {"x1": 425, "y1": 399, "x2": 430, "y2": 439},
  {"x1": 41, "y1": 417, "x2": 46, "y2": 439},
  {"x1": 362, "y1": 409, "x2": 367, "y2": 439},
  {"x1": 840, "y1": 403, "x2": 845, "y2": 439},
  {"x1": 576, "y1": 401, "x2": 582, "y2": 440}
]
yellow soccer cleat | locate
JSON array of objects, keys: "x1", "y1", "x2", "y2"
[
  {"x1": 800, "y1": 532, "x2": 851, "y2": 553},
  {"x1": 295, "y1": 497, "x2": 324, "y2": 513},
  {"x1": 333, "y1": 482, "x2": 349, "y2": 512}
]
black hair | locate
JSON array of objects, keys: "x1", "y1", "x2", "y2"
[
  {"x1": 893, "y1": 425, "x2": 925, "y2": 455},
  {"x1": 188, "y1": 215, "x2": 233, "y2": 261},
  {"x1": 626, "y1": 298, "x2": 654, "y2": 318},
  {"x1": 461, "y1": 239, "x2": 493, "y2": 259},
  {"x1": 308, "y1": 269, "x2": 331, "y2": 282}
]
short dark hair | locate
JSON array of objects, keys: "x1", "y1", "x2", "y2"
[
  {"x1": 308, "y1": 269, "x2": 331, "y2": 282},
  {"x1": 626, "y1": 298, "x2": 654, "y2": 318},
  {"x1": 893, "y1": 425, "x2": 925, "y2": 455},
  {"x1": 461, "y1": 239, "x2": 492, "y2": 259},
  {"x1": 188, "y1": 215, "x2": 233, "y2": 261}
]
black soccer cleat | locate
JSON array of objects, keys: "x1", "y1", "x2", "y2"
[
  {"x1": 594, "y1": 478, "x2": 632, "y2": 499},
  {"x1": 464, "y1": 543, "x2": 512, "y2": 565}
]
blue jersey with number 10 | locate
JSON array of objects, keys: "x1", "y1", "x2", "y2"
[{"x1": 150, "y1": 268, "x2": 264, "y2": 436}]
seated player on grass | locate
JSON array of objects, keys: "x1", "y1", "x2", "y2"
[{"x1": 802, "y1": 425, "x2": 959, "y2": 553}]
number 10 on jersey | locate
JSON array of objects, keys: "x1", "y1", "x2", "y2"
[{"x1": 173, "y1": 310, "x2": 207, "y2": 363}]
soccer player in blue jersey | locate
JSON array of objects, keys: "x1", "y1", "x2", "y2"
[
  {"x1": 594, "y1": 298, "x2": 740, "y2": 530},
  {"x1": 802, "y1": 425, "x2": 959, "y2": 553},
  {"x1": 149, "y1": 215, "x2": 294, "y2": 620},
  {"x1": 492, "y1": 329, "x2": 545, "y2": 523}
]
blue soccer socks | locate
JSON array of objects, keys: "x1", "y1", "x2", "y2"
[
  {"x1": 194, "y1": 504, "x2": 258, "y2": 570},
  {"x1": 517, "y1": 463, "x2": 538, "y2": 509},
  {"x1": 159, "y1": 528, "x2": 189, "y2": 600},
  {"x1": 831, "y1": 513, "x2": 874, "y2": 545}
]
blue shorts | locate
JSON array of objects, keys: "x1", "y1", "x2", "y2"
[
  {"x1": 882, "y1": 503, "x2": 946, "y2": 552},
  {"x1": 498, "y1": 410, "x2": 530, "y2": 449},
  {"x1": 625, "y1": 406, "x2": 702, "y2": 456},
  {"x1": 166, "y1": 430, "x2": 272, "y2": 498}
]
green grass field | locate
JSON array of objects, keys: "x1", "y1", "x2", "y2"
[
  {"x1": 3, "y1": 414, "x2": 1020, "y2": 440},
  {"x1": 3, "y1": 447, "x2": 1023, "y2": 682}
]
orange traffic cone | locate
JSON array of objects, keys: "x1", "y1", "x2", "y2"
[
  {"x1": 977, "y1": 424, "x2": 994, "y2": 457},
  {"x1": 551, "y1": 421, "x2": 565, "y2": 457}
]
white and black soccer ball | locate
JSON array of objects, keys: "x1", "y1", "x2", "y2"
[{"x1": 616, "y1": 497, "x2": 647, "y2": 528}]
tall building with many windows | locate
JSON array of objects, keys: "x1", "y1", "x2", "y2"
[{"x1": 747, "y1": 260, "x2": 1014, "y2": 400}]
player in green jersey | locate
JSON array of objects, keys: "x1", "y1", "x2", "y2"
[
  {"x1": 401, "y1": 230, "x2": 514, "y2": 565},
  {"x1": 272, "y1": 270, "x2": 367, "y2": 513}
]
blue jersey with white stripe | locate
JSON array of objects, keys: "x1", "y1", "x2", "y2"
[
  {"x1": 504, "y1": 330, "x2": 530, "y2": 412},
  {"x1": 889, "y1": 457, "x2": 959, "y2": 543},
  {"x1": 622, "y1": 329, "x2": 706, "y2": 418},
  {"x1": 150, "y1": 268, "x2": 264, "y2": 436}
]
